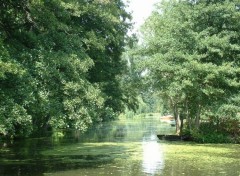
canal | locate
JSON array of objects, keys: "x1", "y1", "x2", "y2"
[{"x1": 0, "y1": 114, "x2": 239, "y2": 176}]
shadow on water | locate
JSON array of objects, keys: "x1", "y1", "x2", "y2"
[
  {"x1": 1, "y1": 114, "x2": 240, "y2": 176},
  {"x1": 0, "y1": 140, "x2": 116, "y2": 176}
]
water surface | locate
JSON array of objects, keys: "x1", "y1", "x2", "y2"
[{"x1": 0, "y1": 114, "x2": 239, "y2": 176}]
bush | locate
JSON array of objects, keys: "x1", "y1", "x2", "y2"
[
  {"x1": 185, "y1": 119, "x2": 240, "y2": 143},
  {"x1": 218, "y1": 117, "x2": 240, "y2": 137},
  {"x1": 192, "y1": 131, "x2": 231, "y2": 143}
]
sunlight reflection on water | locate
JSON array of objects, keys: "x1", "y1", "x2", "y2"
[{"x1": 142, "y1": 134, "x2": 164, "y2": 175}]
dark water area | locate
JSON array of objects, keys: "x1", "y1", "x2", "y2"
[{"x1": 0, "y1": 114, "x2": 239, "y2": 176}]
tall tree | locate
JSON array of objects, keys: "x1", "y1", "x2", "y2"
[
  {"x1": 0, "y1": 0, "x2": 131, "y2": 138},
  {"x1": 81, "y1": 0, "x2": 132, "y2": 116},
  {"x1": 139, "y1": 0, "x2": 240, "y2": 133}
]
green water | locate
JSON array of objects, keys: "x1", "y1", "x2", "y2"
[{"x1": 0, "y1": 114, "x2": 239, "y2": 176}]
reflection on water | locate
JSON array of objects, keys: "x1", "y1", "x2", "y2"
[
  {"x1": 142, "y1": 138, "x2": 164, "y2": 175},
  {"x1": 1, "y1": 114, "x2": 240, "y2": 176}
]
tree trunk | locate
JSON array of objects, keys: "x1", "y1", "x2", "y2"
[
  {"x1": 185, "y1": 100, "x2": 192, "y2": 131},
  {"x1": 180, "y1": 113, "x2": 184, "y2": 135},
  {"x1": 170, "y1": 97, "x2": 181, "y2": 134},
  {"x1": 173, "y1": 104, "x2": 180, "y2": 134},
  {"x1": 195, "y1": 104, "x2": 201, "y2": 129}
]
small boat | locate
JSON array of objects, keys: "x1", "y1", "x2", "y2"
[
  {"x1": 157, "y1": 134, "x2": 193, "y2": 141},
  {"x1": 157, "y1": 135, "x2": 181, "y2": 141}
]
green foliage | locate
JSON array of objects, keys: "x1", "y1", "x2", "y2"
[
  {"x1": 0, "y1": 100, "x2": 32, "y2": 138},
  {"x1": 190, "y1": 123, "x2": 231, "y2": 143},
  {"x1": 194, "y1": 131, "x2": 231, "y2": 143},
  {"x1": 138, "y1": 0, "x2": 240, "y2": 133},
  {"x1": 184, "y1": 118, "x2": 240, "y2": 143},
  {"x1": 0, "y1": 37, "x2": 33, "y2": 137},
  {"x1": 0, "y1": 0, "x2": 132, "y2": 138}
]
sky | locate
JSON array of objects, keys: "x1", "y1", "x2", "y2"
[{"x1": 124, "y1": 0, "x2": 159, "y2": 34}]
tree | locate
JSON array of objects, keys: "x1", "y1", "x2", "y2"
[
  {"x1": 82, "y1": 0, "x2": 132, "y2": 116},
  {"x1": 139, "y1": 0, "x2": 240, "y2": 134},
  {"x1": 0, "y1": 0, "x2": 132, "y2": 138}
]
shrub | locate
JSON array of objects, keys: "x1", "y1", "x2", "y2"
[{"x1": 186, "y1": 118, "x2": 240, "y2": 143}]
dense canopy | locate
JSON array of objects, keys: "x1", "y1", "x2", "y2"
[
  {"x1": 136, "y1": 0, "x2": 240, "y2": 138},
  {"x1": 1, "y1": 0, "x2": 240, "y2": 142},
  {"x1": 0, "y1": 0, "x2": 132, "y2": 138}
]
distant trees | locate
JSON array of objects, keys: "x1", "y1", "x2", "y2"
[
  {"x1": 138, "y1": 0, "x2": 240, "y2": 136},
  {"x1": 0, "y1": 0, "x2": 132, "y2": 138}
]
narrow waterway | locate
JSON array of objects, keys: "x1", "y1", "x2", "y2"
[{"x1": 0, "y1": 114, "x2": 239, "y2": 176}]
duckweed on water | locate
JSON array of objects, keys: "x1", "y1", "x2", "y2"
[
  {"x1": 162, "y1": 142, "x2": 240, "y2": 162},
  {"x1": 160, "y1": 142, "x2": 240, "y2": 176},
  {"x1": 1, "y1": 116, "x2": 240, "y2": 176},
  {"x1": 42, "y1": 142, "x2": 143, "y2": 162},
  {"x1": 41, "y1": 141, "x2": 240, "y2": 176}
]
